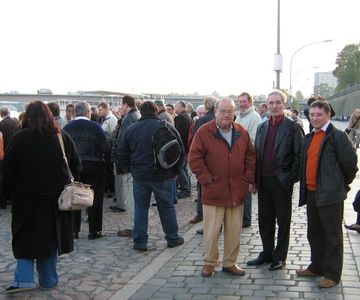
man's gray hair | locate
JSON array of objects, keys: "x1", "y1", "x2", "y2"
[
  {"x1": 215, "y1": 98, "x2": 236, "y2": 110},
  {"x1": 75, "y1": 101, "x2": 91, "y2": 117},
  {"x1": 203, "y1": 96, "x2": 217, "y2": 111},
  {"x1": 267, "y1": 90, "x2": 286, "y2": 103},
  {"x1": 196, "y1": 104, "x2": 205, "y2": 114}
]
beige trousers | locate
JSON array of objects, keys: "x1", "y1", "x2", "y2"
[{"x1": 203, "y1": 204, "x2": 244, "y2": 268}]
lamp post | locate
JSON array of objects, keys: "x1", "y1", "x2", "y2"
[
  {"x1": 274, "y1": 0, "x2": 282, "y2": 89},
  {"x1": 289, "y1": 39, "x2": 332, "y2": 98}
]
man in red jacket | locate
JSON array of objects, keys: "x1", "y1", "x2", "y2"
[{"x1": 189, "y1": 98, "x2": 256, "y2": 277}]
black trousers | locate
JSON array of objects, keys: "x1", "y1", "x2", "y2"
[
  {"x1": 306, "y1": 191, "x2": 343, "y2": 282},
  {"x1": 73, "y1": 161, "x2": 105, "y2": 234},
  {"x1": 196, "y1": 181, "x2": 203, "y2": 217},
  {"x1": 104, "y1": 155, "x2": 115, "y2": 194},
  {"x1": 258, "y1": 176, "x2": 292, "y2": 261}
]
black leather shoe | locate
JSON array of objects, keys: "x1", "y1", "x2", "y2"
[
  {"x1": 88, "y1": 231, "x2": 104, "y2": 240},
  {"x1": 246, "y1": 255, "x2": 273, "y2": 266},
  {"x1": 133, "y1": 244, "x2": 148, "y2": 252},
  {"x1": 109, "y1": 205, "x2": 126, "y2": 212},
  {"x1": 167, "y1": 237, "x2": 184, "y2": 248},
  {"x1": 242, "y1": 223, "x2": 251, "y2": 228},
  {"x1": 196, "y1": 228, "x2": 203, "y2": 235},
  {"x1": 268, "y1": 260, "x2": 285, "y2": 271},
  {"x1": 177, "y1": 190, "x2": 191, "y2": 198},
  {"x1": 73, "y1": 232, "x2": 79, "y2": 239}
]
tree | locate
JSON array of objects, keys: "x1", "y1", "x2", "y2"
[
  {"x1": 333, "y1": 43, "x2": 360, "y2": 92},
  {"x1": 295, "y1": 90, "x2": 304, "y2": 102},
  {"x1": 211, "y1": 91, "x2": 220, "y2": 98},
  {"x1": 292, "y1": 98, "x2": 300, "y2": 110}
]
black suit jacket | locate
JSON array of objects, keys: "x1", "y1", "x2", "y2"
[
  {"x1": 0, "y1": 116, "x2": 20, "y2": 151},
  {"x1": 255, "y1": 116, "x2": 304, "y2": 190}
]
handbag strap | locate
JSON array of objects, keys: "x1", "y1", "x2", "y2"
[{"x1": 57, "y1": 133, "x2": 74, "y2": 182}]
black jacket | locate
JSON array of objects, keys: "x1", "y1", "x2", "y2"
[
  {"x1": 118, "y1": 115, "x2": 184, "y2": 182},
  {"x1": 299, "y1": 123, "x2": 358, "y2": 207},
  {"x1": 2, "y1": 129, "x2": 81, "y2": 259},
  {"x1": 193, "y1": 110, "x2": 215, "y2": 134},
  {"x1": 174, "y1": 111, "x2": 191, "y2": 153},
  {"x1": 0, "y1": 116, "x2": 20, "y2": 152},
  {"x1": 255, "y1": 116, "x2": 304, "y2": 190}
]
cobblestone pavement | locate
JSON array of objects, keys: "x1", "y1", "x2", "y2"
[
  {"x1": 1, "y1": 121, "x2": 360, "y2": 299},
  {"x1": 0, "y1": 184, "x2": 197, "y2": 300}
]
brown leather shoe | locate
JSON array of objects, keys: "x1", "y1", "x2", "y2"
[
  {"x1": 296, "y1": 269, "x2": 319, "y2": 277},
  {"x1": 117, "y1": 229, "x2": 132, "y2": 237},
  {"x1": 318, "y1": 277, "x2": 338, "y2": 288},
  {"x1": 201, "y1": 264, "x2": 215, "y2": 277},
  {"x1": 222, "y1": 265, "x2": 245, "y2": 276},
  {"x1": 190, "y1": 215, "x2": 203, "y2": 224}
]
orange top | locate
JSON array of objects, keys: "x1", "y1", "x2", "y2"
[{"x1": 306, "y1": 130, "x2": 325, "y2": 191}]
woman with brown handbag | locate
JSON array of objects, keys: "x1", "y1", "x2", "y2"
[{"x1": 2, "y1": 101, "x2": 81, "y2": 294}]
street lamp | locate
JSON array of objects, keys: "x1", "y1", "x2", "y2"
[{"x1": 289, "y1": 39, "x2": 332, "y2": 98}]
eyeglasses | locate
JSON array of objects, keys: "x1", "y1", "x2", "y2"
[{"x1": 217, "y1": 109, "x2": 234, "y2": 115}]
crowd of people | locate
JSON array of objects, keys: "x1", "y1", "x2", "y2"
[{"x1": 0, "y1": 91, "x2": 359, "y2": 293}]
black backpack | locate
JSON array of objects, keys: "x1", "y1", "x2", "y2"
[{"x1": 152, "y1": 120, "x2": 181, "y2": 171}]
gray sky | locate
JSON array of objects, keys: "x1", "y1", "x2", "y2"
[{"x1": 0, "y1": 0, "x2": 359, "y2": 97}]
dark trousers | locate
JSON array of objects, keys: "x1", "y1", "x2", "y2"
[
  {"x1": 73, "y1": 161, "x2": 105, "y2": 234},
  {"x1": 258, "y1": 176, "x2": 292, "y2": 261},
  {"x1": 243, "y1": 192, "x2": 252, "y2": 226},
  {"x1": 306, "y1": 191, "x2": 343, "y2": 282},
  {"x1": 104, "y1": 156, "x2": 115, "y2": 194},
  {"x1": 196, "y1": 182, "x2": 203, "y2": 217}
]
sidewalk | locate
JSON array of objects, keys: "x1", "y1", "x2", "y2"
[
  {"x1": 1, "y1": 149, "x2": 360, "y2": 299},
  {"x1": 113, "y1": 182, "x2": 360, "y2": 300}
]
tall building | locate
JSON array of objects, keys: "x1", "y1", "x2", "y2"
[
  {"x1": 314, "y1": 72, "x2": 338, "y2": 89},
  {"x1": 313, "y1": 72, "x2": 338, "y2": 97}
]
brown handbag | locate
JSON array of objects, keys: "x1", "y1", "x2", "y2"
[{"x1": 57, "y1": 133, "x2": 94, "y2": 210}]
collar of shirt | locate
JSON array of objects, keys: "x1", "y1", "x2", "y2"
[
  {"x1": 75, "y1": 116, "x2": 89, "y2": 121},
  {"x1": 312, "y1": 120, "x2": 331, "y2": 133},
  {"x1": 269, "y1": 113, "x2": 284, "y2": 125},
  {"x1": 216, "y1": 122, "x2": 233, "y2": 133}
]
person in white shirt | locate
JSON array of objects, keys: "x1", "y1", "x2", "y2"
[
  {"x1": 235, "y1": 92, "x2": 262, "y2": 228},
  {"x1": 98, "y1": 102, "x2": 118, "y2": 135}
]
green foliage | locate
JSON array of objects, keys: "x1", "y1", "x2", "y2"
[
  {"x1": 292, "y1": 98, "x2": 300, "y2": 110},
  {"x1": 333, "y1": 43, "x2": 360, "y2": 92},
  {"x1": 295, "y1": 90, "x2": 304, "y2": 102}
]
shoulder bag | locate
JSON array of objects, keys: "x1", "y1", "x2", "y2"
[{"x1": 57, "y1": 133, "x2": 94, "y2": 210}]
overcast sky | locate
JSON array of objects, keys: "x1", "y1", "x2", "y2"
[{"x1": 0, "y1": 0, "x2": 359, "y2": 97}]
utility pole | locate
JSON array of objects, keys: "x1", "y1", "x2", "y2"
[{"x1": 274, "y1": 0, "x2": 282, "y2": 90}]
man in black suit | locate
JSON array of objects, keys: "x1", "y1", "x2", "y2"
[
  {"x1": 0, "y1": 107, "x2": 20, "y2": 208},
  {"x1": 174, "y1": 101, "x2": 191, "y2": 198},
  {"x1": 246, "y1": 90, "x2": 304, "y2": 271}
]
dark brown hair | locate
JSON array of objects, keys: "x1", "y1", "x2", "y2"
[
  {"x1": 22, "y1": 101, "x2": 60, "y2": 135},
  {"x1": 309, "y1": 100, "x2": 331, "y2": 114},
  {"x1": 122, "y1": 95, "x2": 136, "y2": 107},
  {"x1": 47, "y1": 102, "x2": 60, "y2": 117},
  {"x1": 140, "y1": 101, "x2": 158, "y2": 116}
]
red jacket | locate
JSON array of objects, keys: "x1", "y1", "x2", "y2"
[{"x1": 189, "y1": 120, "x2": 255, "y2": 208}]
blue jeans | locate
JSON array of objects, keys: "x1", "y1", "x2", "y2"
[
  {"x1": 13, "y1": 248, "x2": 58, "y2": 289},
  {"x1": 133, "y1": 179, "x2": 180, "y2": 247},
  {"x1": 243, "y1": 192, "x2": 252, "y2": 226},
  {"x1": 178, "y1": 158, "x2": 191, "y2": 192},
  {"x1": 171, "y1": 178, "x2": 177, "y2": 204}
]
